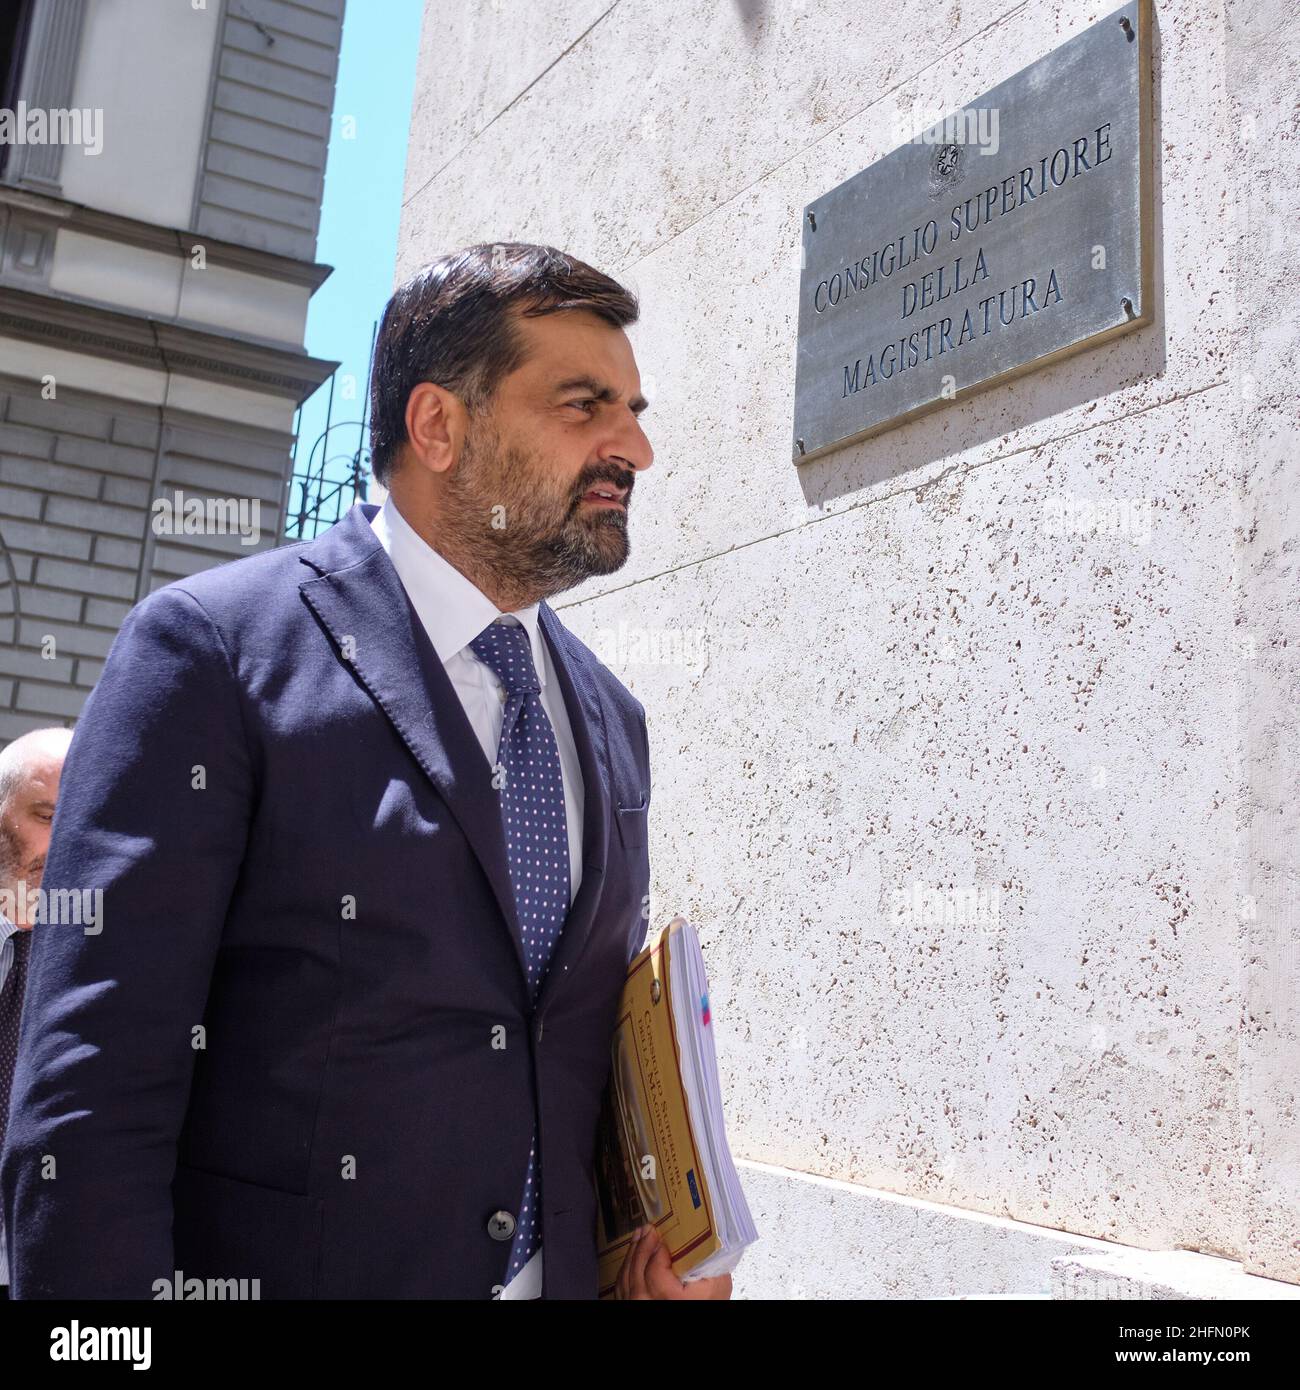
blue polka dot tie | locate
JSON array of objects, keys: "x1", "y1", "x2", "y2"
[{"x1": 468, "y1": 620, "x2": 571, "y2": 1293}]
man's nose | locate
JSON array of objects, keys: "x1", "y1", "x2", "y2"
[{"x1": 605, "y1": 410, "x2": 653, "y2": 474}]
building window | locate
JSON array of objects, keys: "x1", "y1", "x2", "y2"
[{"x1": 0, "y1": 1, "x2": 35, "y2": 179}]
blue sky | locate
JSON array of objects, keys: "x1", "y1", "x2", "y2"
[{"x1": 291, "y1": 0, "x2": 424, "y2": 531}]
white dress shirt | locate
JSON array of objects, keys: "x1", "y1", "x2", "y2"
[{"x1": 369, "y1": 495, "x2": 583, "y2": 1299}]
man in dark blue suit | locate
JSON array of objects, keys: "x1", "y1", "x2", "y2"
[{"x1": 0, "y1": 243, "x2": 731, "y2": 1300}]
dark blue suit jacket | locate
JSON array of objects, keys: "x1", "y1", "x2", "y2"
[{"x1": 0, "y1": 502, "x2": 651, "y2": 1299}]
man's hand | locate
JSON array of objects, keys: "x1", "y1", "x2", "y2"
[{"x1": 614, "y1": 1224, "x2": 733, "y2": 1300}]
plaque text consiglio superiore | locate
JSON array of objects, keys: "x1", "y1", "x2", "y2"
[{"x1": 793, "y1": 0, "x2": 1153, "y2": 462}]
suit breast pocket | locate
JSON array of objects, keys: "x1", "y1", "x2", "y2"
[{"x1": 614, "y1": 791, "x2": 649, "y2": 850}]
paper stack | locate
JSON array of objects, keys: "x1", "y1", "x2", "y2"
[{"x1": 594, "y1": 917, "x2": 758, "y2": 1295}]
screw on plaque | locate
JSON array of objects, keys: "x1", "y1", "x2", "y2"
[
  {"x1": 1119, "y1": 16, "x2": 1134, "y2": 40},
  {"x1": 651, "y1": 979, "x2": 662, "y2": 1005},
  {"x1": 806, "y1": 211, "x2": 817, "y2": 232},
  {"x1": 797, "y1": 438, "x2": 806, "y2": 457},
  {"x1": 1121, "y1": 297, "x2": 1136, "y2": 319}
]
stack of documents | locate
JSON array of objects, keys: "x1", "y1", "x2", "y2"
[{"x1": 595, "y1": 917, "x2": 758, "y2": 1295}]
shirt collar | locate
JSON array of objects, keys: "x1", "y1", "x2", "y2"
[
  {"x1": 0, "y1": 912, "x2": 19, "y2": 946},
  {"x1": 371, "y1": 494, "x2": 548, "y2": 686}
]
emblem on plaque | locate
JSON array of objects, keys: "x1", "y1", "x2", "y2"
[{"x1": 934, "y1": 142, "x2": 962, "y2": 182}]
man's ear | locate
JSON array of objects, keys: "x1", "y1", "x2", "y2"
[{"x1": 404, "y1": 382, "x2": 464, "y2": 475}]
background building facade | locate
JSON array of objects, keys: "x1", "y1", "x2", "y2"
[
  {"x1": 399, "y1": 0, "x2": 1300, "y2": 1297},
  {"x1": 0, "y1": 0, "x2": 344, "y2": 742}
]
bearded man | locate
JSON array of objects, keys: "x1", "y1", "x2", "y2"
[{"x1": 1, "y1": 244, "x2": 730, "y2": 1301}]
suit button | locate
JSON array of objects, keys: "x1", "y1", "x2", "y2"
[
  {"x1": 535, "y1": 1017, "x2": 544, "y2": 1044},
  {"x1": 488, "y1": 1210, "x2": 516, "y2": 1241}
]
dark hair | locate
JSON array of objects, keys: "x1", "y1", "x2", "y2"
[{"x1": 367, "y1": 243, "x2": 639, "y2": 485}]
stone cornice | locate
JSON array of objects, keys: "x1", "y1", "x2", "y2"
[
  {"x1": 0, "y1": 284, "x2": 338, "y2": 404},
  {"x1": 0, "y1": 183, "x2": 334, "y2": 291}
]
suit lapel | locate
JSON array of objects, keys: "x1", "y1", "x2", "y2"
[
  {"x1": 536, "y1": 601, "x2": 612, "y2": 1011},
  {"x1": 297, "y1": 504, "x2": 527, "y2": 986}
]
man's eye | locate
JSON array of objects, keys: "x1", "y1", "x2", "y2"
[{"x1": 567, "y1": 400, "x2": 595, "y2": 413}]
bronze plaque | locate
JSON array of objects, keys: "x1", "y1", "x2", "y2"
[{"x1": 793, "y1": 0, "x2": 1154, "y2": 463}]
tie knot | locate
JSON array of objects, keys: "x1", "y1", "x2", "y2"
[{"x1": 469, "y1": 621, "x2": 540, "y2": 697}]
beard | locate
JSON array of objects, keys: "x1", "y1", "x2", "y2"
[
  {"x1": 0, "y1": 817, "x2": 39, "y2": 900},
  {"x1": 440, "y1": 415, "x2": 633, "y2": 602},
  {"x1": 0, "y1": 819, "x2": 20, "y2": 885}
]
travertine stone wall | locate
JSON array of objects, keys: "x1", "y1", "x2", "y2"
[{"x1": 400, "y1": 0, "x2": 1299, "y2": 1286}]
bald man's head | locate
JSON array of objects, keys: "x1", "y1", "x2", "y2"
[{"x1": 0, "y1": 726, "x2": 73, "y2": 923}]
